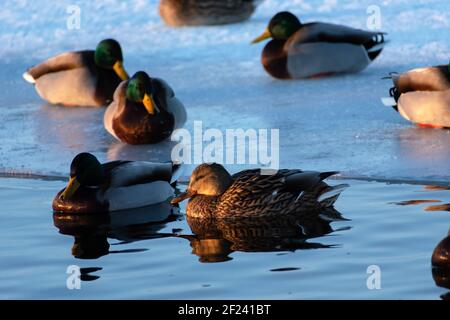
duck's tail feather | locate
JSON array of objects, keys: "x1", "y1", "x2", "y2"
[
  {"x1": 319, "y1": 171, "x2": 339, "y2": 180},
  {"x1": 23, "y1": 71, "x2": 35, "y2": 84},
  {"x1": 318, "y1": 184, "x2": 349, "y2": 207},
  {"x1": 170, "y1": 162, "x2": 184, "y2": 185},
  {"x1": 319, "y1": 207, "x2": 350, "y2": 222}
]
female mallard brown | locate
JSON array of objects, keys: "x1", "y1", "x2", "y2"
[
  {"x1": 251, "y1": 11, "x2": 386, "y2": 79},
  {"x1": 159, "y1": 0, "x2": 259, "y2": 26},
  {"x1": 104, "y1": 71, "x2": 187, "y2": 145},
  {"x1": 23, "y1": 39, "x2": 129, "y2": 107},
  {"x1": 171, "y1": 163, "x2": 349, "y2": 218},
  {"x1": 382, "y1": 63, "x2": 450, "y2": 128}
]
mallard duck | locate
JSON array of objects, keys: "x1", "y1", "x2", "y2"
[
  {"x1": 382, "y1": 63, "x2": 450, "y2": 128},
  {"x1": 171, "y1": 163, "x2": 349, "y2": 218},
  {"x1": 104, "y1": 71, "x2": 187, "y2": 145},
  {"x1": 23, "y1": 39, "x2": 129, "y2": 107},
  {"x1": 159, "y1": 0, "x2": 259, "y2": 27},
  {"x1": 251, "y1": 11, "x2": 386, "y2": 79},
  {"x1": 432, "y1": 229, "x2": 450, "y2": 269},
  {"x1": 53, "y1": 152, "x2": 182, "y2": 214},
  {"x1": 432, "y1": 230, "x2": 450, "y2": 291}
]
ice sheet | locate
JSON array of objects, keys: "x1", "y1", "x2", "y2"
[{"x1": 0, "y1": 0, "x2": 450, "y2": 181}]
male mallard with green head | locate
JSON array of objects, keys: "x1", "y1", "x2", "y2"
[
  {"x1": 382, "y1": 62, "x2": 450, "y2": 128},
  {"x1": 53, "y1": 152, "x2": 182, "y2": 214},
  {"x1": 104, "y1": 71, "x2": 187, "y2": 145},
  {"x1": 251, "y1": 11, "x2": 386, "y2": 79},
  {"x1": 159, "y1": 0, "x2": 260, "y2": 27},
  {"x1": 24, "y1": 39, "x2": 129, "y2": 107},
  {"x1": 171, "y1": 163, "x2": 348, "y2": 218}
]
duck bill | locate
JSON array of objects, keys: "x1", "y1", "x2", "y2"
[
  {"x1": 60, "y1": 177, "x2": 81, "y2": 201},
  {"x1": 143, "y1": 93, "x2": 160, "y2": 115},
  {"x1": 171, "y1": 190, "x2": 195, "y2": 205},
  {"x1": 113, "y1": 60, "x2": 129, "y2": 81},
  {"x1": 251, "y1": 28, "x2": 271, "y2": 44}
]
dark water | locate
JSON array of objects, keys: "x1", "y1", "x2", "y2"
[{"x1": 0, "y1": 177, "x2": 449, "y2": 299}]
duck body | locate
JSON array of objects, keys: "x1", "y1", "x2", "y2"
[
  {"x1": 262, "y1": 22, "x2": 385, "y2": 79},
  {"x1": 24, "y1": 39, "x2": 128, "y2": 107},
  {"x1": 104, "y1": 76, "x2": 187, "y2": 145},
  {"x1": 25, "y1": 51, "x2": 122, "y2": 107},
  {"x1": 387, "y1": 65, "x2": 450, "y2": 128},
  {"x1": 172, "y1": 163, "x2": 348, "y2": 219},
  {"x1": 53, "y1": 158, "x2": 181, "y2": 214},
  {"x1": 432, "y1": 230, "x2": 450, "y2": 269},
  {"x1": 159, "y1": 0, "x2": 258, "y2": 26}
]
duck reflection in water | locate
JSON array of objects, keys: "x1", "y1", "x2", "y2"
[
  {"x1": 181, "y1": 209, "x2": 349, "y2": 263},
  {"x1": 53, "y1": 202, "x2": 180, "y2": 279},
  {"x1": 432, "y1": 229, "x2": 450, "y2": 300}
]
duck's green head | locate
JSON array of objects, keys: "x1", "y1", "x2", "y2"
[
  {"x1": 252, "y1": 11, "x2": 302, "y2": 43},
  {"x1": 60, "y1": 152, "x2": 105, "y2": 201},
  {"x1": 126, "y1": 71, "x2": 160, "y2": 115},
  {"x1": 95, "y1": 39, "x2": 129, "y2": 81},
  {"x1": 171, "y1": 163, "x2": 233, "y2": 204}
]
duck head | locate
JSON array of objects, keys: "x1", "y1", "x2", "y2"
[
  {"x1": 126, "y1": 71, "x2": 160, "y2": 115},
  {"x1": 95, "y1": 39, "x2": 129, "y2": 80},
  {"x1": 171, "y1": 163, "x2": 233, "y2": 204},
  {"x1": 251, "y1": 11, "x2": 302, "y2": 43},
  {"x1": 60, "y1": 152, "x2": 105, "y2": 201}
]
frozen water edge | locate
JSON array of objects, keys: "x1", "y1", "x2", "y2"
[{"x1": 0, "y1": 0, "x2": 450, "y2": 182}]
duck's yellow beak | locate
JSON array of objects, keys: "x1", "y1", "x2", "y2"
[
  {"x1": 251, "y1": 28, "x2": 271, "y2": 44},
  {"x1": 60, "y1": 176, "x2": 80, "y2": 201},
  {"x1": 143, "y1": 93, "x2": 160, "y2": 115},
  {"x1": 171, "y1": 190, "x2": 195, "y2": 205},
  {"x1": 113, "y1": 60, "x2": 129, "y2": 81}
]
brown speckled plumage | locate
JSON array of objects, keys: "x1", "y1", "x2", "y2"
[
  {"x1": 159, "y1": 0, "x2": 258, "y2": 26},
  {"x1": 177, "y1": 164, "x2": 348, "y2": 219}
]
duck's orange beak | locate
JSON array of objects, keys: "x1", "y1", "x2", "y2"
[
  {"x1": 60, "y1": 176, "x2": 80, "y2": 201},
  {"x1": 143, "y1": 93, "x2": 160, "y2": 115},
  {"x1": 113, "y1": 60, "x2": 129, "y2": 81},
  {"x1": 251, "y1": 28, "x2": 271, "y2": 44},
  {"x1": 171, "y1": 190, "x2": 196, "y2": 204}
]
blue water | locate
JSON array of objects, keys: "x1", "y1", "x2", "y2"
[
  {"x1": 0, "y1": 177, "x2": 448, "y2": 299},
  {"x1": 1, "y1": 0, "x2": 450, "y2": 300}
]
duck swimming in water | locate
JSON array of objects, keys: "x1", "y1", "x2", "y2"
[
  {"x1": 104, "y1": 71, "x2": 187, "y2": 145},
  {"x1": 382, "y1": 62, "x2": 450, "y2": 128},
  {"x1": 171, "y1": 163, "x2": 348, "y2": 218},
  {"x1": 53, "y1": 152, "x2": 182, "y2": 214},
  {"x1": 251, "y1": 11, "x2": 386, "y2": 79},
  {"x1": 23, "y1": 39, "x2": 129, "y2": 107}
]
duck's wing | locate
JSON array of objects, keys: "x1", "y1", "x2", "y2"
[
  {"x1": 392, "y1": 65, "x2": 450, "y2": 94},
  {"x1": 103, "y1": 160, "x2": 182, "y2": 188},
  {"x1": 287, "y1": 22, "x2": 386, "y2": 50},
  {"x1": 23, "y1": 50, "x2": 94, "y2": 83},
  {"x1": 104, "y1": 81, "x2": 128, "y2": 140},
  {"x1": 282, "y1": 171, "x2": 339, "y2": 193},
  {"x1": 153, "y1": 78, "x2": 187, "y2": 129}
]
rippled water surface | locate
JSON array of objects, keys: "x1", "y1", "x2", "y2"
[
  {"x1": 1, "y1": 177, "x2": 449, "y2": 299},
  {"x1": 1, "y1": 0, "x2": 450, "y2": 300}
]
